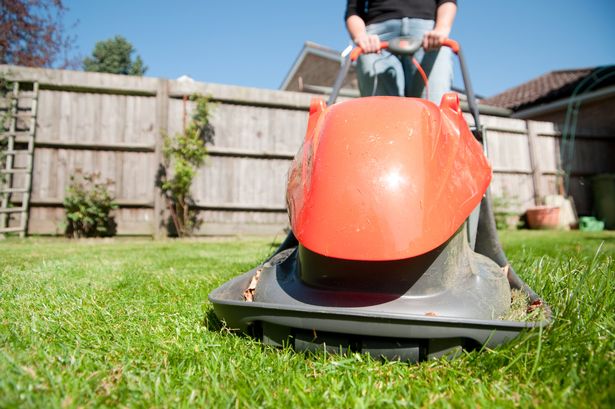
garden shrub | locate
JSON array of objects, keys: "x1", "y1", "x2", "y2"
[
  {"x1": 63, "y1": 171, "x2": 118, "y2": 238},
  {"x1": 493, "y1": 193, "x2": 521, "y2": 230}
]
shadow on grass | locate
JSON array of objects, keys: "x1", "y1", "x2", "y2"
[
  {"x1": 580, "y1": 235, "x2": 615, "y2": 245},
  {"x1": 202, "y1": 308, "x2": 224, "y2": 332},
  {"x1": 202, "y1": 308, "x2": 249, "y2": 334},
  {"x1": 202, "y1": 307, "x2": 261, "y2": 346},
  {"x1": 506, "y1": 230, "x2": 615, "y2": 258}
]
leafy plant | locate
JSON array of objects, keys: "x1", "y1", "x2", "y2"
[
  {"x1": 159, "y1": 94, "x2": 214, "y2": 237},
  {"x1": 63, "y1": 170, "x2": 118, "y2": 238},
  {"x1": 493, "y1": 193, "x2": 521, "y2": 230}
]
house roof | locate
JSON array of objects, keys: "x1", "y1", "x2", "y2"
[
  {"x1": 280, "y1": 41, "x2": 357, "y2": 92},
  {"x1": 482, "y1": 66, "x2": 615, "y2": 111}
]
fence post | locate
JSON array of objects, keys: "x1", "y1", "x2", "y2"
[
  {"x1": 526, "y1": 120, "x2": 543, "y2": 205},
  {"x1": 154, "y1": 79, "x2": 169, "y2": 238}
]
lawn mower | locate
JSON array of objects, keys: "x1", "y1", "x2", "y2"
[{"x1": 209, "y1": 38, "x2": 550, "y2": 361}]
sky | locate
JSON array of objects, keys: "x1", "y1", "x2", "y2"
[{"x1": 63, "y1": 0, "x2": 615, "y2": 98}]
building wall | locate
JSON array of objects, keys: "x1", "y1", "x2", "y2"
[
  {"x1": 518, "y1": 95, "x2": 615, "y2": 215},
  {"x1": 530, "y1": 96, "x2": 615, "y2": 136}
]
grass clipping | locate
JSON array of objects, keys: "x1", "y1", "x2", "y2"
[
  {"x1": 241, "y1": 264, "x2": 548, "y2": 322},
  {"x1": 500, "y1": 289, "x2": 547, "y2": 322}
]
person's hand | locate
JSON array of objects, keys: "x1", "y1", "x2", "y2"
[
  {"x1": 353, "y1": 33, "x2": 381, "y2": 53},
  {"x1": 422, "y1": 27, "x2": 450, "y2": 51}
]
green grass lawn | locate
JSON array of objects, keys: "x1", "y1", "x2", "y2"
[{"x1": 1, "y1": 231, "x2": 613, "y2": 408}]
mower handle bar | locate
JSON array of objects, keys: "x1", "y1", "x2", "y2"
[
  {"x1": 328, "y1": 37, "x2": 480, "y2": 136},
  {"x1": 348, "y1": 38, "x2": 460, "y2": 62}
]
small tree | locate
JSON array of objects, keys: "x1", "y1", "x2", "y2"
[
  {"x1": 83, "y1": 36, "x2": 147, "y2": 76},
  {"x1": 63, "y1": 171, "x2": 118, "y2": 238},
  {"x1": 159, "y1": 94, "x2": 214, "y2": 237},
  {"x1": 0, "y1": 0, "x2": 78, "y2": 68}
]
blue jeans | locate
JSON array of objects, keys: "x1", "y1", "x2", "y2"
[{"x1": 356, "y1": 18, "x2": 453, "y2": 104}]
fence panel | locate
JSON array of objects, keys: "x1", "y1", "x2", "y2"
[{"x1": 1, "y1": 64, "x2": 610, "y2": 235}]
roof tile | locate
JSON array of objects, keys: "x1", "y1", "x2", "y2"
[{"x1": 482, "y1": 68, "x2": 595, "y2": 110}]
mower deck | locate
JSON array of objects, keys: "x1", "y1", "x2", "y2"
[{"x1": 209, "y1": 238, "x2": 550, "y2": 361}]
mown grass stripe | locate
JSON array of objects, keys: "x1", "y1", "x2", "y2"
[{"x1": 0, "y1": 231, "x2": 613, "y2": 408}]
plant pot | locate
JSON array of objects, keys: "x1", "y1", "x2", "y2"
[{"x1": 526, "y1": 206, "x2": 560, "y2": 230}]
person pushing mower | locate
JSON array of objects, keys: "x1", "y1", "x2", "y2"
[{"x1": 345, "y1": 0, "x2": 457, "y2": 102}]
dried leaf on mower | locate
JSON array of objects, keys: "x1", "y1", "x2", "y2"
[
  {"x1": 243, "y1": 268, "x2": 262, "y2": 302},
  {"x1": 501, "y1": 264, "x2": 510, "y2": 276},
  {"x1": 527, "y1": 299, "x2": 543, "y2": 312}
]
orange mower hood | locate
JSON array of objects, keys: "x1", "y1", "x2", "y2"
[{"x1": 286, "y1": 93, "x2": 492, "y2": 261}]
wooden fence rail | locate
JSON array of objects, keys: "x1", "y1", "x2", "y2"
[{"x1": 1, "y1": 65, "x2": 610, "y2": 236}]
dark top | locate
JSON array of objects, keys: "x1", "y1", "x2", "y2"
[{"x1": 345, "y1": 0, "x2": 457, "y2": 25}]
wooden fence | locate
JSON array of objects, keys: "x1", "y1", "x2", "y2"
[{"x1": 1, "y1": 65, "x2": 610, "y2": 236}]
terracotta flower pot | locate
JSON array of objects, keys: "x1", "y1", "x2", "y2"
[{"x1": 526, "y1": 206, "x2": 560, "y2": 229}]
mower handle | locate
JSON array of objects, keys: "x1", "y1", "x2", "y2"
[
  {"x1": 336, "y1": 37, "x2": 480, "y2": 135},
  {"x1": 349, "y1": 38, "x2": 460, "y2": 62}
]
